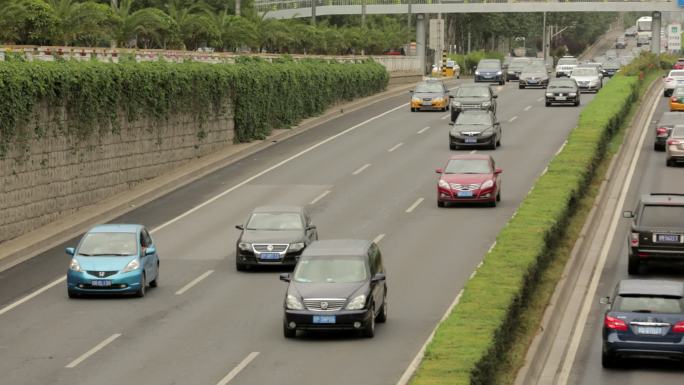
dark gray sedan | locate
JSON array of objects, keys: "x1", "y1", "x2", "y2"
[
  {"x1": 545, "y1": 78, "x2": 580, "y2": 107},
  {"x1": 449, "y1": 110, "x2": 501, "y2": 150}
]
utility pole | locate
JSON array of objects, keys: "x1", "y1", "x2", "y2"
[
  {"x1": 236, "y1": 0, "x2": 241, "y2": 16},
  {"x1": 362, "y1": 0, "x2": 366, "y2": 27},
  {"x1": 311, "y1": 0, "x2": 316, "y2": 25},
  {"x1": 542, "y1": 12, "x2": 546, "y2": 59}
]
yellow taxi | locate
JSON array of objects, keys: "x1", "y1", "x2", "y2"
[
  {"x1": 670, "y1": 86, "x2": 684, "y2": 111},
  {"x1": 410, "y1": 79, "x2": 450, "y2": 112}
]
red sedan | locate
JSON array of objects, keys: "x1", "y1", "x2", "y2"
[
  {"x1": 436, "y1": 154, "x2": 502, "y2": 207},
  {"x1": 674, "y1": 58, "x2": 684, "y2": 70}
]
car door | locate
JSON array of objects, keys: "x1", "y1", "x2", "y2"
[
  {"x1": 368, "y1": 245, "x2": 383, "y2": 313},
  {"x1": 140, "y1": 229, "x2": 156, "y2": 280},
  {"x1": 303, "y1": 210, "x2": 317, "y2": 243}
]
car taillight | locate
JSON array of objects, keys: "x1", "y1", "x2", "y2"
[
  {"x1": 673, "y1": 321, "x2": 684, "y2": 333},
  {"x1": 666, "y1": 77, "x2": 674, "y2": 82},
  {"x1": 630, "y1": 233, "x2": 639, "y2": 247},
  {"x1": 668, "y1": 139, "x2": 681, "y2": 145},
  {"x1": 656, "y1": 127, "x2": 668, "y2": 135},
  {"x1": 604, "y1": 315, "x2": 628, "y2": 331},
  {"x1": 672, "y1": 96, "x2": 679, "y2": 103}
]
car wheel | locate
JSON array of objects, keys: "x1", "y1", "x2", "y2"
[
  {"x1": 628, "y1": 254, "x2": 640, "y2": 275},
  {"x1": 519, "y1": 84, "x2": 524, "y2": 89},
  {"x1": 667, "y1": 158, "x2": 675, "y2": 167},
  {"x1": 451, "y1": 111, "x2": 458, "y2": 122},
  {"x1": 496, "y1": 191, "x2": 501, "y2": 202},
  {"x1": 499, "y1": 80, "x2": 504, "y2": 86},
  {"x1": 437, "y1": 200, "x2": 446, "y2": 208},
  {"x1": 136, "y1": 273, "x2": 146, "y2": 298},
  {"x1": 545, "y1": 101, "x2": 551, "y2": 107},
  {"x1": 489, "y1": 199, "x2": 497, "y2": 208},
  {"x1": 68, "y1": 290, "x2": 78, "y2": 299},
  {"x1": 283, "y1": 319, "x2": 296, "y2": 339},
  {"x1": 410, "y1": 107, "x2": 415, "y2": 112},
  {"x1": 376, "y1": 297, "x2": 387, "y2": 323},
  {"x1": 574, "y1": 99, "x2": 580, "y2": 107},
  {"x1": 654, "y1": 143, "x2": 661, "y2": 151},
  {"x1": 149, "y1": 265, "x2": 159, "y2": 288},
  {"x1": 496, "y1": 136, "x2": 501, "y2": 147},
  {"x1": 236, "y1": 261, "x2": 247, "y2": 271},
  {"x1": 450, "y1": 143, "x2": 457, "y2": 150},
  {"x1": 489, "y1": 139, "x2": 497, "y2": 150},
  {"x1": 361, "y1": 305, "x2": 376, "y2": 338},
  {"x1": 601, "y1": 351, "x2": 617, "y2": 368}
]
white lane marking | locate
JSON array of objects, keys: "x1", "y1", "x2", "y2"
[
  {"x1": 151, "y1": 103, "x2": 409, "y2": 234},
  {"x1": 555, "y1": 140, "x2": 568, "y2": 156},
  {"x1": 488, "y1": 241, "x2": 497, "y2": 253},
  {"x1": 352, "y1": 163, "x2": 371, "y2": 176},
  {"x1": 556, "y1": 85, "x2": 659, "y2": 385},
  {"x1": 388, "y1": 143, "x2": 404, "y2": 153},
  {"x1": 537, "y1": 97, "x2": 544, "y2": 102},
  {"x1": 417, "y1": 126, "x2": 431, "y2": 134},
  {"x1": 509, "y1": 116, "x2": 518, "y2": 122},
  {"x1": 65, "y1": 333, "x2": 121, "y2": 368},
  {"x1": 175, "y1": 270, "x2": 214, "y2": 295},
  {"x1": 373, "y1": 234, "x2": 386, "y2": 244},
  {"x1": 541, "y1": 166, "x2": 549, "y2": 175},
  {"x1": 405, "y1": 197, "x2": 424, "y2": 213},
  {"x1": 396, "y1": 289, "x2": 464, "y2": 385},
  {"x1": 216, "y1": 352, "x2": 260, "y2": 385},
  {"x1": 470, "y1": 150, "x2": 477, "y2": 154},
  {"x1": 440, "y1": 114, "x2": 451, "y2": 120},
  {"x1": 524, "y1": 105, "x2": 532, "y2": 111},
  {"x1": 309, "y1": 190, "x2": 331, "y2": 205},
  {"x1": 0, "y1": 276, "x2": 66, "y2": 317}
]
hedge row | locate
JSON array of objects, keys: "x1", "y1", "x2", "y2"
[
  {"x1": 411, "y1": 74, "x2": 641, "y2": 385},
  {"x1": 0, "y1": 58, "x2": 389, "y2": 158}
]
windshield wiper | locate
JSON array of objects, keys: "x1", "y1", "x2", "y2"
[
  {"x1": 90, "y1": 253, "x2": 132, "y2": 256},
  {"x1": 631, "y1": 309, "x2": 653, "y2": 313},
  {"x1": 78, "y1": 253, "x2": 92, "y2": 256}
]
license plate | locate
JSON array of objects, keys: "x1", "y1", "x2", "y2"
[
  {"x1": 457, "y1": 191, "x2": 474, "y2": 198},
  {"x1": 465, "y1": 138, "x2": 477, "y2": 143},
  {"x1": 636, "y1": 326, "x2": 663, "y2": 335},
  {"x1": 484, "y1": 76, "x2": 493, "y2": 79},
  {"x1": 556, "y1": 96, "x2": 566, "y2": 101},
  {"x1": 259, "y1": 253, "x2": 281, "y2": 260},
  {"x1": 422, "y1": 102, "x2": 432, "y2": 106},
  {"x1": 91, "y1": 280, "x2": 111, "y2": 287},
  {"x1": 313, "y1": 315, "x2": 336, "y2": 324},
  {"x1": 528, "y1": 80, "x2": 538, "y2": 84},
  {"x1": 656, "y1": 234, "x2": 681, "y2": 243}
]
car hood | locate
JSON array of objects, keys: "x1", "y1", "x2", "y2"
[
  {"x1": 521, "y1": 72, "x2": 548, "y2": 79},
  {"x1": 453, "y1": 96, "x2": 489, "y2": 104},
  {"x1": 572, "y1": 75, "x2": 599, "y2": 82},
  {"x1": 76, "y1": 256, "x2": 137, "y2": 271},
  {"x1": 477, "y1": 68, "x2": 500, "y2": 73},
  {"x1": 291, "y1": 281, "x2": 367, "y2": 300},
  {"x1": 441, "y1": 173, "x2": 493, "y2": 184},
  {"x1": 450, "y1": 124, "x2": 493, "y2": 135},
  {"x1": 413, "y1": 92, "x2": 445, "y2": 99},
  {"x1": 240, "y1": 230, "x2": 304, "y2": 244}
]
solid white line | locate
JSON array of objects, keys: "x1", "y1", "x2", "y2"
[
  {"x1": 65, "y1": 333, "x2": 121, "y2": 368},
  {"x1": 216, "y1": 352, "x2": 260, "y2": 385},
  {"x1": 309, "y1": 190, "x2": 331, "y2": 205},
  {"x1": 417, "y1": 126, "x2": 431, "y2": 134},
  {"x1": 373, "y1": 234, "x2": 386, "y2": 244},
  {"x1": 556, "y1": 86, "x2": 659, "y2": 385},
  {"x1": 509, "y1": 116, "x2": 518, "y2": 122},
  {"x1": 150, "y1": 103, "x2": 409, "y2": 234},
  {"x1": 524, "y1": 105, "x2": 532, "y2": 111},
  {"x1": 352, "y1": 163, "x2": 371, "y2": 175},
  {"x1": 388, "y1": 143, "x2": 404, "y2": 152},
  {"x1": 0, "y1": 276, "x2": 65, "y2": 317},
  {"x1": 405, "y1": 197, "x2": 424, "y2": 213},
  {"x1": 555, "y1": 140, "x2": 568, "y2": 156},
  {"x1": 396, "y1": 289, "x2": 464, "y2": 385},
  {"x1": 470, "y1": 150, "x2": 477, "y2": 154},
  {"x1": 175, "y1": 270, "x2": 214, "y2": 295},
  {"x1": 440, "y1": 113, "x2": 451, "y2": 120},
  {"x1": 488, "y1": 241, "x2": 497, "y2": 253}
]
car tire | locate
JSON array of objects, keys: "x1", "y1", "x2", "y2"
[
  {"x1": 489, "y1": 199, "x2": 497, "y2": 208},
  {"x1": 136, "y1": 273, "x2": 146, "y2": 298},
  {"x1": 496, "y1": 136, "x2": 501, "y2": 147},
  {"x1": 654, "y1": 143, "x2": 662, "y2": 151},
  {"x1": 410, "y1": 107, "x2": 415, "y2": 112},
  {"x1": 499, "y1": 80, "x2": 504, "y2": 86},
  {"x1": 489, "y1": 139, "x2": 497, "y2": 150},
  {"x1": 149, "y1": 266, "x2": 159, "y2": 288},
  {"x1": 68, "y1": 290, "x2": 78, "y2": 299},
  {"x1": 450, "y1": 143, "x2": 457, "y2": 150},
  {"x1": 437, "y1": 200, "x2": 446, "y2": 208},
  {"x1": 667, "y1": 158, "x2": 675, "y2": 167},
  {"x1": 602, "y1": 351, "x2": 617, "y2": 368},
  {"x1": 451, "y1": 111, "x2": 458, "y2": 122},
  {"x1": 545, "y1": 101, "x2": 551, "y2": 107},
  {"x1": 236, "y1": 261, "x2": 247, "y2": 271},
  {"x1": 628, "y1": 254, "x2": 640, "y2": 275},
  {"x1": 361, "y1": 305, "x2": 376, "y2": 338},
  {"x1": 376, "y1": 297, "x2": 387, "y2": 323},
  {"x1": 496, "y1": 191, "x2": 501, "y2": 202},
  {"x1": 519, "y1": 84, "x2": 524, "y2": 89},
  {"x1": 283, "y1": 319, "x2": 296, "y2": 338}
]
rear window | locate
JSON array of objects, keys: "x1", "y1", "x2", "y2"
[
  {"x1": 672, "y1": 126, "x2": 684, "y2": 137},
  {"x1": 670, "y1": 70, "x2": 684, "y2": 77},
  {"x1": 478, "y1": 61, "x2": 500, "y2": 69},
  {"x1": 558, "y1": 58, "x2": 577, "y2": 65},
  {"x1": 640, "y1": 205, "x2": 684, "y2": 228},
  {"x1": 615, "y1": 295, "x2": 683, "y2": 313}
]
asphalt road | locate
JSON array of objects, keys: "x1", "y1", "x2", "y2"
[
  {"x1": 0, "y1": 71, "x2": 598, "y2": 384},
  {"x1": 567, "y1": 90, "x2": 684, "y2": 384}
]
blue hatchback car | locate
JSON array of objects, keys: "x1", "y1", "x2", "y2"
[{"x1": 66, "y1": 224, "x2": 160, "y2": 298}]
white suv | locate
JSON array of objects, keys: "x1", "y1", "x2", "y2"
[
  {"x1": 555, "y1": 56, "x2": 578, "y2": 78},
  {"x1": 663, "y1": 70, "x2": 684, "y2": 97}
]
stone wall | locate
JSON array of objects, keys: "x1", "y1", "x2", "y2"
[{"x1": 0, "y1": 103, "x2": 234, "y2": 244}]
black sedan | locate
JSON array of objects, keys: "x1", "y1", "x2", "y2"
[
  {"x1": 545, "y1": 78, "x2": 580, "y2": 107},
  {"x1": 449, "y1": 110, "x2": 501, "y2": 150},
  {"x1": 653, "y1": 111, "x2": 684, "y2": 151},
  {"x1": 280, "y1": 239, "x2": 387, "y2": 338},
  {"x1": 601, "y1": 279, "x2": 684, "y2": 367},
  {"x1": 235, "y1": 206, "x2": 318, "y2": 271}
]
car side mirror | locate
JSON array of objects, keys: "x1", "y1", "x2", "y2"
[
  {"x1": 409, "y1": 90, "x2": 414, "y2": 93},
  {"x1": 494, "y1": 168, "x2": 503, "y2": 174},
  {"x1": 448, "y1": 122, "x2": 454, "y2": 126},
  {"x1": 492, "y1": 94, "x2": 498, "y2": 98},
  {"x1": 65, "y1": 247, "x2": 75, "y2": 256},
  {"x1": 599, "y1": 296, "x2": 611, "y2": 305},
  {"x1": 145, "y1": 246, "x2": 156, "y2": 256},
  {"x1": 371, "y1": 273, "x2": 386, "y2": 282},
  {"x1": 306, "y1": 225, "x2": 317, "y2": 231},
  {"x1": 449, "y1": 95, "x2": 454, "y2": 99},
  {"x1": 235, "y1": 224, "x2": 244, "y2": 230},
  {"x1": 622, "y1": 211, "x2": 634, "y2": 218},
  {"x1": 435, "y1": 168, "x2": 444, "y2": 174},
  {"x1": 279, "y1": 273, "x2": 291, "y2": 282}
]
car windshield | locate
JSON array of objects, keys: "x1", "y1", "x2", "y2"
[
  {"x1": 672, "y1": 127, "x2": 684, "y2": 137},
  {"x1": 523, "y1": 65, "x2": 546, "y2": 73},
  {"x1": 293, "y1": 256, "x2": 368, "y2": 283},
  {"x1": 455, "y1": 113, "x2": 491, "y2": 125},
  {"x1": 640, "y1": 205, "x2": 684, "y2": 228},
  {"x1": 510, "y1": 59, "x2": 529, "y2": 69},
  {"x1": 549, "y1": 81, "x2": 575, "y2": 89},
  {"x1": 478, "y1": 61, "x2": 500, "y2": 69},
  {"x1": 455, "y1": 87, "x2": 489, "y2": 97},
  {"x1": 616, "y1": 295, "x2": 683, "y2": 313},
  {"x1": 670, "y1": 71, "x2": 684, "y2": 77},
  {"x1": 558, "y1": 58, "x2": 577, "y2": 65},
  {"x1": 78, "y1": 232, "x2": 138, "y2": 256},
  {"x1": 246, "y1": 212, "x2": 303, "y2": 231},
  {"x1": 675, "y1": 88, "x2": 684, "y2": 96},
  {"x1": 415, "y1": 83, "x2": 444, "y2": 93},
  {"x1": 572, "y1": 68, "x2": 597, "y2": 76},
  {"x1": 444, "y1": 159, "x2": 491, "y2": 174}
]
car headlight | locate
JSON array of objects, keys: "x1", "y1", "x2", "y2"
[
  {"x1": 412, "y1": 97, "x2": 421, "y2": 102},
  {"x1": 545, "y1": 92, "x2": 553, "y2": 97},
  {"x1": 289, "y1": 242, "x2": 305, "y2": 252},
  {"x1": 475, "y1": 70, "x2": 480, "y2": 75},
  {"x1": 433, "y1": 97, "x2": 444, "y2": 103},
  {"x1": 569, "y1": 92, "x2": 577, "y2": 96},
  {"x1": 438, "y1": 179, "x2": 450, "y2": 189},
  {"x1": 481, "y1": 179, "x2": 495, "y2": 189},
  {"x1": 497, "y1": 71, "x2": 502, "y2": 75},
  {"x1": 452, "y1": 101, "x2": 461, "y2": 107},
  {"x1": 346, "y1": 294, "x2": 367, "y2": 310},
  {"x1": 238, "y1": 242, "x2": 252, "y2": 251},
  {"x1": 122, "y1": 259, "x2": 140, "y2": 273},
  {"x1": 481, "y1": 127, "x2": 493, "y2": 136},
  {"x1": 481, "y1": 101, "x2": 491, "y2": 107},
  {"x1": 286, "y1": 294, "x2": 304, "y2": 310},
  {"x1": 69, "y1": 258, "x2": 82, "y2": 272}
]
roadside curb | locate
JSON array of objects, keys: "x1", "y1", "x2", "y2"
[
  {"x1": 514, "y1": 76, "x2": 662, "y2": 385},
  {"x1": 0, "y1": 76, "x2": 456, "y2": 273}
]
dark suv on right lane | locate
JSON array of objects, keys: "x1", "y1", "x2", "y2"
[
  {"x1": 623, "y1": 193, "x2": 684, "y2": 275},
  {"x1": 450, "y1": 83, "x2": 497, "y2": 123}
]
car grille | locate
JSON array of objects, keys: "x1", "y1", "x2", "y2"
[
  {"x1": 450, "y1": 183, "x2": 480, "y2": 191},
  {"x1": 303, "y1": 298, "x2": 347, "y2": 312},
  {"x1": 461, "y1": 104, "x2": 482, "y2": 109},
  {"x1": 577, "y1": 81, "x2": 589, "y2": 86},
  {"x1": 86, "y1": 270, "x2": 118, "y2": 278},
  {"x1": 422, "y1": 98, "x2": 432, "y2": 101},
  {"x1": 252, "y1": 244, "x2": 288, "y2": 253}
]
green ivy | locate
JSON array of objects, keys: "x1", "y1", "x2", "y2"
[{"x1": 0, "y1": 59, "x2": 388, "y2": 158}]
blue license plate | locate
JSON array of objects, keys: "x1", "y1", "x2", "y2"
[
  {"x1": 91, "y1": 280, "x2": 111, "y2": 287},
  {"x1": 465, "y1": 138, "x2": 477, "y2": 143},
  {"x1": 528, "y1": 80, "x2": 538, "y2": 84},
  {"x1": 457, "y1": 191, "x2": 474, "y2": 198},
  {"x1": 656, "y1": 234, "x2": 680, "y2": 243},
  {"x1": 313, "y1": 315, "x2": 336, "y2": 324},
  {"x1": 259, "y1": 253, "x2": 281, "y2": 260}
]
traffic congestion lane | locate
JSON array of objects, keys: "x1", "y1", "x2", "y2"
[{"x1": 568, "y1": 95, "x2": 684, "y2": 385}]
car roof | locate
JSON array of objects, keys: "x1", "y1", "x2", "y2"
[
  {"x1": 252, "y1": 206, "x2": 305, "y2": 214},
  {"x1": 617, "y1": 279, "x2": 684, "y2": 298},
  {"x1": 448, "y1": 153, "x2": 491, "y2": 161},
  {"x1": 639, "y1": 193, "x2": 684, "y2": 205},
  {"x1": 89, "y1": 224, "x2": 141, "y2": 233},
  {"x1": 302, "y1": 239, "x2": 372, "y2": 257}
]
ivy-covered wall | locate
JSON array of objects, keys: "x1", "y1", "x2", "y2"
[{"x1": 0, "y1": 59, "x2": 389, "y2": 244}]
